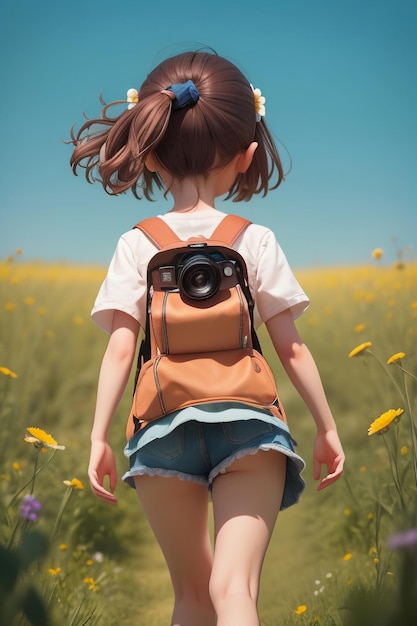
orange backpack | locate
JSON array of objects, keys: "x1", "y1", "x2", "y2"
[{"x1": 126, "y1": 214, "x2": 286, "y2": 440}]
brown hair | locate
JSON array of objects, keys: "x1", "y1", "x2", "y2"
[{"x1": 70, "y1": 51, "x2": 285, "y2": 202}]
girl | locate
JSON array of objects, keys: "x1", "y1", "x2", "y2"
[{"x1": 70, "y1": 50, "x2": 345, "y2": 626}]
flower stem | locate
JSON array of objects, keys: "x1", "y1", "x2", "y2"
[
  {"x1": 6, "y1": 449, "x2": 57, "y2": 514},
  {"x1": 400, "y1": 369, "x2": 417, "y2": 486},
  {"x1": 383, "y1": 434, "x2": 405, "y2": 509},
  {"x1": 50, "y1": 487, "x2": 73, "y2": 539}
]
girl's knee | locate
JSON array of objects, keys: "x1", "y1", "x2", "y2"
[{"x1": 208, "y1": 572, "x2": 257, "y2": 607}]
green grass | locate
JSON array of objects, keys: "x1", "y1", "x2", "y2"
[{"x1": 1, "y1": 258, "x2": 417, "y2": 624}]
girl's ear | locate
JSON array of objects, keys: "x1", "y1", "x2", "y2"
[
  {"x1": 236, "y1": 142, "x2": 258, "y2": 173},
  {"x1": 145, "y1": 153, "x2": 158, "y2": 172}
]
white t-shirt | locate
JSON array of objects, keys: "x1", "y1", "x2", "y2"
[{"x1": 91, "y1": 208, "x2": 309, "y2": 333}]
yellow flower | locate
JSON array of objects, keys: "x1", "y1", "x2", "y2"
[
  {"x1": 84, "y1": 577, "x2": 98, "y2": 591},
  {"x1": 372, "y1": 248, "x2": 383, "y2": 259},
  {"x1": 127, "y1": 88, "x2": 139, "y2": 109},
  {"x1": 5, "y1": 302, "x2": 15, "y2": 311},
  {"x1": 37, "y1": 306, "x2": 48, "y2": 316},
  {"x1": 24, "y1": 296, "x2": 35, "y2": 305},
  {"x1": 0, "y1": 367, "x2": 18, "y2": 378},
  {"x1": 86, "y1": 559, "x2": 94, "y2": 566},
  {"x1": 72, "y1": 315, "x2": 84, "y2": 325},
  {"x1": 25, "y1": 427, "x2": 65, "y2": 450},
  {"x1": 359, "y1": 465, "x2": 367, "y2": 473},
  {"x1": 12, "y1": 461, "x2": 21, "y2": 471},
  {"x1": 59, "y1": 544, "x2": 68, "y2": 551},
  {"x1": 63, "y1": 478, "x2": 84, "y2": 489},
  {"x1": 343, "y1": 508, "x2": 352, "y2": 516},
  {"x1": 387, "y1": 352, "x2": 405, "y2": 365},
  {"x1": 48, "y1": 567, "x2": 62, "y2": 576},
  {"x1": 354, "y1": 323, "x2": 366, "y2": 333},
  {"x1": 295, "y1": 605, "x2": 307, "y2": 615},
  {"x1": 368, "y1": 408, "x2": 404, "y2": 436},
  {"x1": 401, "y1": 446, "x2": 408, "y2": 456},
  {"x1": 348, "y1": 342, "x2": 372, "y2": 357},
  {"x1": 250, "y1": 85, "x2": 266, "y2": 121},
  {"x1": 343, "y1": 553, "x2": 353, "y2": 561}
]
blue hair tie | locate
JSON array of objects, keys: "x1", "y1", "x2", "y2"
[{"x1": 164, "y1": 80, "x2": 200, "y2": 110}]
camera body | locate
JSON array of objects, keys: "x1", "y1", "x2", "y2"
[{"x1": 150, "y1": 242, "x2": 242, "y2": 301}]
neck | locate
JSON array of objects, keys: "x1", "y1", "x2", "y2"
[{"x1": 168, "y1": 177, "x2": 217, "y2": 213}]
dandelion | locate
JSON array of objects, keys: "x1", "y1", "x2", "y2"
[
  {"x1": 343, "y1": 553, "x2": 353, "y2": 561},
  {"x1": 348, "y1": 341, "x2": 372, "y2": 357},
  {"x1": 12, "y1": 461, "x2": 21, "y2": 472},
  {"x1": 400, "y1": 446, "x2": 408, "y2": 455},
  {"x1": 84, "y1": 577, "x2": 98, "y2": 591},
  {"x1": 368, "y1": 408, "x2": 404, "y2": 436},
  {"x1": 63, "y1": 478, "x2": 84, "y2": 489},
  {"x1": 59, "y1": 544, "x2": 68, "y2": 551},
  {"x1": 372, "y1": 248, "x2": 383, "y2": 259},
  {"x1": 295, "y1": 605, "x2": 307, "y2": 615},
  {"x1": 20, "y1": 494, "x2": 42, "y2": 521},
  {"x1": 25, "y1": 427, "x2": 65, "y2": 450},
  {"x1": 48, "y1": 567, "x2": 62, "y2": 576},
  {"x1": 387, "y1": 352, "x2": 405, "y2": 365},
  {"x1": 86, "y1": 559, "x2": 94, "y2": 566},
  {"x1": 354, "y1": 323, "x2": 366, "y2": 333},
  {"x1": 344, "y1": 508, "x2": 352, "y2": 516},
  {"x1": 0, "y1": 366, "x2": 18, "y2": 378}
]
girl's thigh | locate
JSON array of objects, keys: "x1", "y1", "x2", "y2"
[
  {"x1": 210, "y1": 450, "x2": 286, "y2": 597},
  {"x1": 133, "y1": 475, "x2": 213, "y2": 588}
]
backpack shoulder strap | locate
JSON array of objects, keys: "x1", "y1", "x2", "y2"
[
  {"x1": 210, "y1": 214, "x2": 252, "y2": 245},
  {"x1": 134, "y1": 217, "x2": 181, "y2": 249}
]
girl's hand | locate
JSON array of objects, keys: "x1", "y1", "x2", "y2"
[
  {"x1": 313, "y1": 429, "x2": 345, "y2": 490},
  {"x1": 88, "y1": 440, "x2": 118, "y2": 505}
]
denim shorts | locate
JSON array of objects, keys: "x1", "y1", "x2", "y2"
[{"x1": 123, "y1": 417, "x2": 305, "y2": 510}]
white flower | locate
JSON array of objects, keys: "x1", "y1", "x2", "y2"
[
  {"x1": 127, "y1": 88, "x2": 139, "y2": 109},
  {"x1": 251, "y1": 84, "x2": 266, "y2": 121}
]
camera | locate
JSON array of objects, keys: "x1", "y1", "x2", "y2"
[{"x1": 153, "y1": 245, "x2": 240, "y2": 301}]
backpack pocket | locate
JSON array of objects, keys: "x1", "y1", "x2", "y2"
[{"x1": 126, "y1": 348, "x2": 285, "y2": 439}]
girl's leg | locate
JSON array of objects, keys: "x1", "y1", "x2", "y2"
[
  {"x1": 133, "y1": 475, "x2": 216, "y2": 626},
  {"x1": 209, "y1": 450, "x2": 286, "y2": 626}
]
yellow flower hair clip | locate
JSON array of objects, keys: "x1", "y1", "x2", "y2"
[
  {"x1": 251, "y1": 85, "x2": 266, "y2": 122},
  {"x1": 127, "y1": 88, "x2": 139, "y2": 109}
]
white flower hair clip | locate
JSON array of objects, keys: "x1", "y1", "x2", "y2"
[
  {"x1": 127, "y1": 88, "x2": 139, "y2": 109},
  {"x1": 251, "y1": 85, "x2": 266, "y2": 122}
]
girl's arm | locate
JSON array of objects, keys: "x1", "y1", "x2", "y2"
[
  {"x1": 265, "y1": 308, "x2": 345, "y2": 490},
  {"x1": 88, "y1": 310, "x2": 140, "y2": 505}
]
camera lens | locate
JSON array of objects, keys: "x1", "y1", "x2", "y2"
[{"x1": 178, "y1": 254, "x2": 221, "y2": 300}]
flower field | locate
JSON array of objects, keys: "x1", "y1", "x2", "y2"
[{"x1": 1, "y1": 253, "x2": 416, "y2": 625}]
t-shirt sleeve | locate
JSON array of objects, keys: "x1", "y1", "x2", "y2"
[
  {"x1": 254, "y1": 229, "x2": 309, "y2": 324},
  {"x1": 91, "y1": 235, "x2": 147, "y2": 333}
]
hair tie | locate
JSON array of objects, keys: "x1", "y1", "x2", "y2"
[{"x1": 162, "y1": 80, "x2": 200, "y2": 111}]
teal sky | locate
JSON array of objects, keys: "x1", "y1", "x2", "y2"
[{"x1": 0, "y1": 0, "x2": 416, "y2": 269}]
